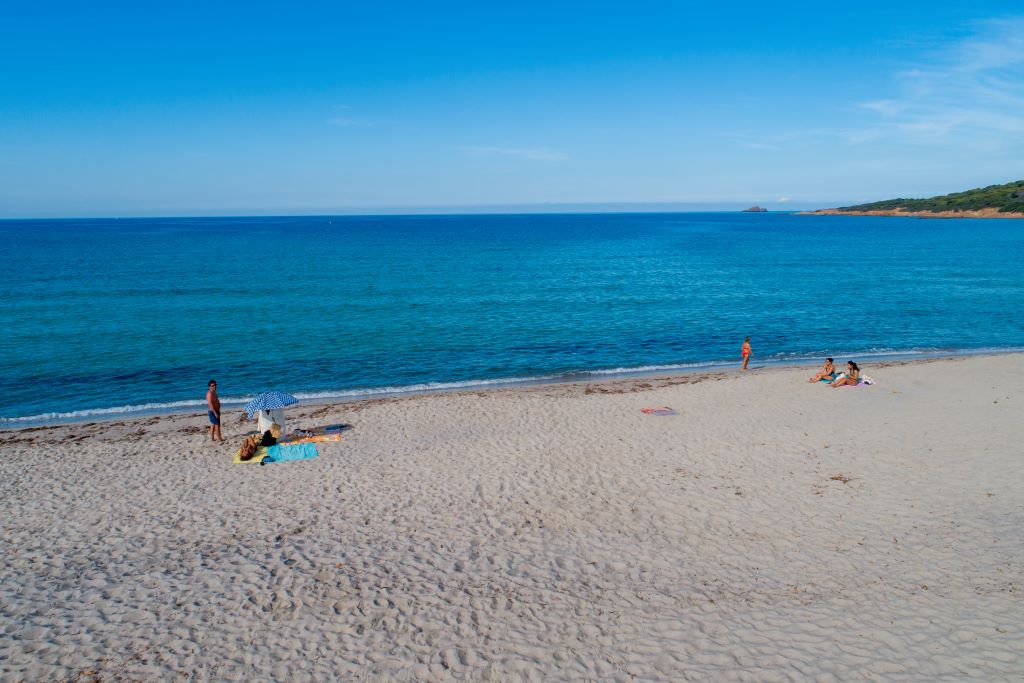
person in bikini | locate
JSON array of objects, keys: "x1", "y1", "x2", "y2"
[
  {"x1": 831, "y1": 361, "x2": 861, "y2": 387},
  {"x1": 809, "y1": 357, "x2": 837, "y2": 383},
  {"x1": 741, "y1": 337, "x2": 752, "y2": 370}
]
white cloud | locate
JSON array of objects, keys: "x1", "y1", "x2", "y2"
[
  {"x1": 854, "y1": 17, "x2": 1024, "y2": 141},
  {"x1": 461, "y1": 146, "x2": 568, "y2": 161},
  {"x1": 722, "y1": 127, "x2": 836, "y2": 152},
  {"x1": 734, "y1": 17, "x2": 1024, "y2": 152},
  {"x1": 839, "y1": 127, "x2": 885, "y2": 144},
  {"x1": 858, "y1": 99, "x2": 904, "y2": 116},
  {"x1": 953, "y1": 20, "x2": 1024, "y2": 72},
  {"x1": 327, "y1": 117, "x2": 356, "y2": 127}
]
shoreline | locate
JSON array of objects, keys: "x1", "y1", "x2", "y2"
[
  {"x1": 799, "y1": 208, "x2": 1024, "y2": 218},
  {"x1": 4, "y1": 350, "x2": 1021, "y2": 438},
  {"x1": 2, "y1": 352, "x2": 1021, "y2": 680},
  {"x1": 4, "y1": 348, "x2": 1024, "y2": 430}
]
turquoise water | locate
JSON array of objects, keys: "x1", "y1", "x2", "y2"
[{"x1": 1, "y1": 213, "x2": 1022, "y2": 424}]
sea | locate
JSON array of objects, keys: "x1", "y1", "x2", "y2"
[{"x1": 1, "y1": 212, "x2": 1022, "y2": 426}]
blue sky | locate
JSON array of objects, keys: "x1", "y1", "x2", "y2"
[{"x1": 2, "y1": 1, "x2": 1023, "y2": 217}]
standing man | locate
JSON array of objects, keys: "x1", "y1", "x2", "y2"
[
  {"x1": 741, "y1": 337, "x2": 752, "y2": 371},
  {"x1": 206, "y1": 379, "x2": 223, "y2": 441}
]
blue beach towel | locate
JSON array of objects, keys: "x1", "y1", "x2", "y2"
[{"x1": 260, "y1": 443, "x2": 319, "y2": 465}]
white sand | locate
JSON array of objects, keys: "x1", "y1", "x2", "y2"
[{"x1": 1, "y1": 354, "x2": 1022, "y2": 681}]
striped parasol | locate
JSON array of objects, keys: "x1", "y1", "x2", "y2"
[{"x1": 244, "y1": 391, "x2": 299, "y2": 418}]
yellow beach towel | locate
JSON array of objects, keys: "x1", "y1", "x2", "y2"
[
  {"x1": 233, "y1": 446, "x2": 269, "y2": 464},
  {"x1": 233, "y1": 433, "x2": 270, "y2": 464}
]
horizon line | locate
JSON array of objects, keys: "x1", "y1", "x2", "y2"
[{"x1": 0, "y1": 200, "x2": 846, "y2": 221}]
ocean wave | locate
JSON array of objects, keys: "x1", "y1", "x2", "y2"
[
  {"x1": 761, "y1": 346, "x2": 1024, "y2": 361},
  {"x1": 3, "y1": 346, "x2": 1022, "y2": 426},
  {"x1": 288, "y1": 374, "x2": 566, "y2": 400},
  {"x1": 0, "y1": 399, "x2": 210, "y2": 424},
  {"x1": 0, "y1": 377, "x2": 570, "y2": 425},
  {"x1": 0, "y1": 395, "x2": 268, "y2": 425},
  {"x1": 586, "y1": 361, "x2": 724, "y2": 375}
]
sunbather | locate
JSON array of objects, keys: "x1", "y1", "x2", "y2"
[
  {"x1": 237, "y1": 434, "x2": 262, "y2": 461},
  {"x1": 237, "y1": 423, "x2": 282, "y2": 461},
  {"x1": 831, "y1": 361, "x2": 861, "y2": 387},
  {"x1": 259, "y1": 423, "x2": 282, "y2": 447},
  {"x1": 809, "y1": 358, "x2": 837, "y2": 383}
]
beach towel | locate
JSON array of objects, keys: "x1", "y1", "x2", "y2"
[
  {"x1": 277, "y1": 432, "x2": 343, "y2": 445},
  {"x1": 233, "y1": 445, "x2": 270, "y2": 464},
  {"x1": 260, "y1": 443, "x2": 319, "y2": 464},
  {"x1": 278, "y1": 424, "x2": 347, "y2": 445},
  {"x1": 641, "y1": 407, "x2": 678, "y2": 416},
  {"x1": 825, "y1": 373, "x2": 871, "y2": 387}
]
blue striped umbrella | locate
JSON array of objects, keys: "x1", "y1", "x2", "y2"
[{"x1": 245, "y1": 391, "x2": 299, "y2": 418}]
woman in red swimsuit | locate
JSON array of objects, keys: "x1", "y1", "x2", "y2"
[{"x1": 741, "y1": 337, "x2": 751, "y2": 370}]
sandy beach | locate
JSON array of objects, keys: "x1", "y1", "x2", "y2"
[{"x1": 1, "y1": 353, "x2": 1022, "y2": 681}]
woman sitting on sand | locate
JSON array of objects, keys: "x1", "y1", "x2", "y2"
[
  {"x1": 831, "y1": 361, "x2": 861, "y2": 387},
  {"x1": 259, "y1": 423, "x2": 282, "y2": 447},
  {"x1": 809, "y1": 358, "x2": 837, "y2": 383}
]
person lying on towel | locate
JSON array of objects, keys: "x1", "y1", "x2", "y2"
[{"x1": 239, "y1": 423, "x2": 282, "y2": 461}]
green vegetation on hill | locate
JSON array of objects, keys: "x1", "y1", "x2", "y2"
[{"x1": 839, "y1": 180, "x2": 1024, "y2": 213}]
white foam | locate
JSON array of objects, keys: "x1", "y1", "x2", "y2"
[
  {"x1": 4, "y1": 346, "x2": 1022, "y2": 426},
  {"x1": 0, "y1": 399, "x2": 209, "y2": 424},
  {"x1": 587, "y1": 361, "x2": 722, "y2": 375},
  {"x1": 0, "y1": 396, "x2": 257, "y2": 425},
  {"x1": 290, "y1": 374, "x2": 565, "y2": 400}
]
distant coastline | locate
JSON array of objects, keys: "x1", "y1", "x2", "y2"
[
  {"x1": 799, "y1": 208, "x2": 1024, "y2": 219},
  {"x1": 802, "y1": 179, "x2": 1024, "y2": 218}
]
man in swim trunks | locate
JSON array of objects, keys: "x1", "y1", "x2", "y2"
[
  {"x1": 206, "y1": 379, "x2": 223, "y2": 442},
  {"x1": 741, "y1": 337, "x2": 752, "y2": 371}
]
